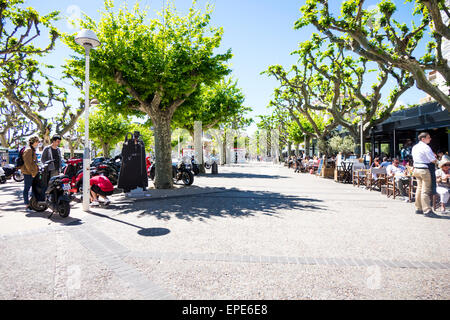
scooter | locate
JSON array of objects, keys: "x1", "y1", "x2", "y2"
[
  {"x1": 29, "y1": 160, "x2": 72, "y2": 218},
  {"x1": 1, "y1": 164, "x2": 24, "y2": 182},
  {"x1": 0, "y1": 167, "x2": 6, "y2": 184},
  {"x1": 149, "y1": 160, "x2": 194, "y2": 186}
]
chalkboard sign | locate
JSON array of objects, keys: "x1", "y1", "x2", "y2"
[{"x1": 317, "y1": 158, "x2": 324, "y2": 175}]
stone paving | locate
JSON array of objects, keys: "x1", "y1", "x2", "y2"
[{"x1": 0, "y1": 162, "x2": 449, "y2": 299}]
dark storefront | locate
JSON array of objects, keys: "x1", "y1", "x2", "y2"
[{"x1": 369, "y1": 102, "x2": 450, "y2": 158}]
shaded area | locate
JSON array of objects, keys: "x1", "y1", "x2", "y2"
[
  {"x1": 198, "y1": 172, "x2": 289, "y2": 179},
  {"x1": 137, "y1": 227, "x2": 170, "y2": 237},
  {"x1": 111, "y1": 189, "x2": 326, "y2": 221}
]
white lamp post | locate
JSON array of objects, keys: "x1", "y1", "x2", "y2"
[
  {"x1": 75, "y1": 29, "x2": 101, "y2": 211},
  {"x1": 356, "y1": 109, "x2": 365, "y2": 158}
]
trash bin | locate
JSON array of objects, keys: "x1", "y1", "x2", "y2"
[{"x1": 211, "y1": 161, "x2": 218, "y2": 174}]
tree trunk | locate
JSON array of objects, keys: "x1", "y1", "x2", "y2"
[
  {"x1": 194, "y1": 121, "x2": 205, "y2": 173},
  {"x1": 69, "y1": 142, "x2": 75, "y2": 158},
  {"x1": 222, "y1": 131, "x2": 227, "y2": 165},
  {"x1": 153, "y1": 115, "x2": 173, "y2": 189},
  {"x1": 304, "y1": 135, "x2": 310, "y2": 157},
  {"x1": 102, "y1": 142, "x2": 110, "y2": 158},
  {"x1": 0, "y1": 134, "x2": 8, "y2": 148}
]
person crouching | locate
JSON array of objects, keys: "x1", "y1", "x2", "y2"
[{"x1": 90, "y1": 175, "x2": 114, "y2": 206}]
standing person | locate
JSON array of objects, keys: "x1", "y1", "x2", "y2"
[
  {"x1": 412, "y1": 132, "x2": 438, "y2": 217},
  {"x1": 21, "y1": 136, "x2": 40, "y2": 211},
  {"x1": 41, "y1": 135, "x2": 62, "y2": 178}
]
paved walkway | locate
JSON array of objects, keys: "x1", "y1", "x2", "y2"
[{"x1": 0, "y1": 163, "x2": 449, "y2": 299}]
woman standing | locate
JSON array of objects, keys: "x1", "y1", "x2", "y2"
[{"x1": 21, "y1": 136, "x2": 40, "y2": 211}]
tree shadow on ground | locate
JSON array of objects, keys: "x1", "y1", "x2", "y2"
[
  {"x1": 108, "y1": 188, "x2": 327, "y2": 222},
  {"x1": 199, "y1": 172, "x2": 289, "y2": 179}
]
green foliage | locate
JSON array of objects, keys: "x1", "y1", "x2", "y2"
[
  {"x1": 129, "y1": 123, "x2": 154, "y2": 153},
  {"x1": 78, "y1": 108, "x2": 131, "y2": 157},
  {"x1": 328, "y1": 135, "x2": 356, "y2": 155},
  {"x1": 61, "y1": 0, "x2": 232, "y2": 118},
  {"x1": 172, "y1": 78, "x2": 251, "y2": 132}
]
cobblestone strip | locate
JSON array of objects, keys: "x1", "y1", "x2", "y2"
[
  {"x1": 53, "y1": 231, "x2": 68, "y2": 300},
  {"x1": 0, "y1": 225, "x2": 62, "y2": 241},
  {"x1": 125, "y1": 251, "x2": 450, "y2": 270},
  {"x1": 66, "y1": 226, "x2": 174, "y2": 300}
]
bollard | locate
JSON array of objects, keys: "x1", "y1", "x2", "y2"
[{"x1": 211, "y1": 161, "x2": 218, "y2": 174}]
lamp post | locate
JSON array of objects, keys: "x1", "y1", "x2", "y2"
[
  {"x1": 75, "y1": 29, "x2": 100, "y2": 211},
  {"x1": 356, "y1": 109, "x2": 365, "y2": 158}
]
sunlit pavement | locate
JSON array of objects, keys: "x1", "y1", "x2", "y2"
[{"x1": 0, "y1": 162, "x2": 449, "y2": 299}]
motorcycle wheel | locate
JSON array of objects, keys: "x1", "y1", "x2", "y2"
[
  {"x1": 13, "y1": 170, "x2": 24, "y2": 182},
  {"x1": 204, "y1": 163, "x2": 211, "y2": 170},
  {"x1": 193, "y1": 167, "x2": 200, "y2": 176},
  {"x1": 181, "y1": 171, "x2": 194, "y2": 186},
  {"x1": 0, "y1": 176, "x2": 6, "y2": 184},
  {"x1": 29, "y1": 197, "x2": 48, "y2": 212},
  {"x1": 58, "y1": 201, "x2": 71, "y2": 218}
]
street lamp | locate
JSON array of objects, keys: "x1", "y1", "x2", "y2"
[
  {"x1": 75, "y1": 29, "x2": 100, "y2": 211},
  {"x1": 356, "y1": 109, "x2": 365, "y2": 158}
]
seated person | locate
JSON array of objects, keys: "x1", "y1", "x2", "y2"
[
  {"x1": 435, "y1": 157, "x2": 450, "y2": 212},
  {"x1": 90, "y1": 174, "x2": 114, "y2": 206},
  {"x1": 371, "y1": 157, "x2": 381, "y2": 168},
  {"x1": 380, "y1": 156, "x2": 392, "y2": 168},
  {"x1": 294, "y1": 156, "x2": 302, "y2": 173},
  {"x1": 386, "y1": 158, "x2": 410, "y2": 198}
]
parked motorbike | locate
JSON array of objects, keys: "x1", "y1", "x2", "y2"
[
  {"x1": 95, "y1": 162, "x2": 118, "y2": 185},
  {"x1": 29, "y1": 160, "x2": 72, "y2": 218},
  {"x1": 191, "y1": 156, "x2": 200, "y2": 175},
  {"x1": 149, "y1": 160, "x2": 194, "y2": 186},
  {"x1": 204, "y1": 156, "x2": 217, "y2": 170},
  {"x1": 1, "y1": 164, "x2": 24, "y2": 182},
  {"x1": 0, "y1": 167, "x2": 6, "y2": 184}
]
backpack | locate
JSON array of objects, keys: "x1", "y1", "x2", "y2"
[{"x1": 15, "y1": 147, "x2": 26, "y2": 167}]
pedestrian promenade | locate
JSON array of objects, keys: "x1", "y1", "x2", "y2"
[{"x1": 0, "y1": 163, "x2": 449, "y2": 299}]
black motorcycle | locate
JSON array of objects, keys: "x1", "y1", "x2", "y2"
[
  {"x1": 191, "y1": 156, "x2": 200, "y2": 175},
  {"x1": 29, "y1": 160, "x2": 72, "y2": 218},
  {"x1": 94, "y1": 162, "x2": 119, "y2": 185},
  {"x1": 149, "y1": 161, "x2": 194, "y2": 186},
  {"x1": 1, "y1": 164, "x2": 24, "y2": 182}
]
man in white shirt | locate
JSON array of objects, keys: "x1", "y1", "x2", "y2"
[
  {"x1": 386, "y1": 158, "x2": 410, "y2": 198},
  {"x1": 411, "y1": 132, "x2": 438, "y2": 217}
]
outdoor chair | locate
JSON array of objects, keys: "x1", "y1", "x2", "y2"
[
  {"x1": 351, "y1": 163, "x2": 366, "y2": 187},
  {"x1": 386, "y1": 176, "x2": 400, "y2": 199},
  {"x1": 365, "y1": 167, "x2": 387, "y2": 191},
  {"x1": 353, "y1": 169, "x2": 369, "y2": 188}
]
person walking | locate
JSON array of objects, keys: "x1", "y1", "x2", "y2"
[
  {"x1": 41, "y1": 135, "x2": 62, "y2": 178},
  {"x1": 21, "y1": 136, "x2": 40, "y2": 211},
  {"x1": 411, "y1": 132, "x2": 438, "y2": 217}
]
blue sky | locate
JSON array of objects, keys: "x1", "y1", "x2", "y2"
[{"x1": 24, "y1": 0, "x2": 429, "y2": 133}]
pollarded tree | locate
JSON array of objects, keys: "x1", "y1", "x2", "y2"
[
  {"x1": 0, "y1": 0, "x2": 58, "y2": 66},
  {"x1": 291, "y1": 36, "x2": 414, "y2": 145},
  {"x1": 172, "y1": 78, "x2": 249, "y2": 138},
  {"x1": 295, "y1": 0, "x2": 450, "y2": 110},
  {"x1": 78, "y1": 107, "x2": 131, "y2": 158},
  {"x1": 172, "y1": 78, "x2": 250, "y2": 171},
  {"x1": 0, "y1": 54, "x2": 84, "y2": 145},
  {"x1": 62, "y1": 0, "x2": 232, "y2": 188}
]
